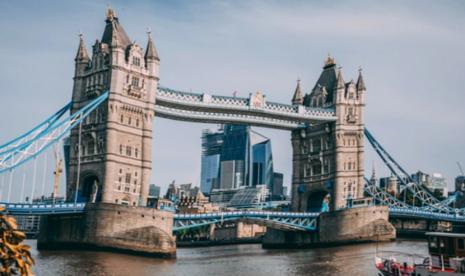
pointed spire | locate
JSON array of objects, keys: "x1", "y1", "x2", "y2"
[
  {"x1": 356, "y1": 67, "x2": 366, "y2": 91},
  {"x1": 106, "y1": 5, "x2": 117, "y2": 22},
  {"x1": 144, "y1": 28, "x2": 159, "y2": 61},
  {"x1": 324, "y1": 53, "x2": 336, "y2": 69},
  {"x1": 101, "y1": 7, "x2": 131, "y2": 48},
  {"x1": 336, "y1": 67, "x2": 345, "y2": 89},
  {"x1": 75, "y1": 33, "x2": 89, "y2": 62},
  {"x1": 292, "y1": 78, "x2": 303, "y2": 105}
]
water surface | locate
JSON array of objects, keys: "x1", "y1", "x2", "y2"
[{"x1": 28, "y1": 239, "x2": 428, "y2": 276}]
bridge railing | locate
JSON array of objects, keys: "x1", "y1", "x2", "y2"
[
  {"x1": 174, "y1": 210, "x2": 320, "y2": 219},
  {"x1": 388, "y1": 207, "x2": 465, "y2": 222},
  {"x1": 0, "y1": 202, "x2": 86, "y2": 214},
  {"x1": 157, "y1": 86, "x2": 336, "y2": 120}
]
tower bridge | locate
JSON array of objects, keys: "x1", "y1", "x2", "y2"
[
  {"x1": 155, "y1": 86, "x2": 337, "y2": 130},
  {"x1": 0, "y1": 8, "x2": 461, "y2": 256}
]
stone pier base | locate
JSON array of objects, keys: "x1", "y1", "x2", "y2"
[
  {"x1": 37, "y1": 203, "x2": 176, "y2": 258},
  {"x1": 262, "y1": 206, "x2": 395, "y2": 248}
]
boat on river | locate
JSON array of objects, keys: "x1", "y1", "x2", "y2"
[{"x1": 376, "y1": 232, "x2": 465, "y2": 275}]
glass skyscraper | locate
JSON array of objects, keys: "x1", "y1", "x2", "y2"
[
  {"x1": 200, "y1": 129, "x2": 223, "y2": 194},
  {"x1": 220, "y1": 125, "x2": 251, "y2": 189},
  {"x1": 251, "y1": 133, "x2": 273, "y2": 191},
  {"x1": 200, "y1": 124, "x2": 282, "y2": 199}
]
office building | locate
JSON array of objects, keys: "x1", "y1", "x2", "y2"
[
  {"x1": 272, "y1": 172, "x2": 284, "y2": 200},
  {"x1": 148, "y1": 184, "x2": 161, "y2": 198},
  {"x1": 200, "y1": 129, "x2": 223, "y2": 194},
  {"x1": 200, "y1": 124, "x2": 284, "y2": 204}
]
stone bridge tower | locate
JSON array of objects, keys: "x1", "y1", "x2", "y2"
[
  {"x1": 290, "y1": 56, "x2": 366, "y2": 211},
  {"x1": 66, "y1": 8, "x2": 159, "y2": 206}
]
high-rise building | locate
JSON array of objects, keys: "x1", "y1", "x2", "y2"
[
  {"x1": 200, "y1": 124, "x2": 283, "y2": 203},
  {"x1": 283, "y1": 186, "x2": 289, "y2": 198},
  {"x1": 251, "y1": 131, "x2": 273, "y2": 190},
  {"x1": 148, "y1": 184, "x2": 161, "y2": 198},
  {"x1": 220, "y1": 125, "x2": 251, "y2": 189},
  {"x1": 272, "y1": 172, "x2": 284, "y2": 200},
  {"x1": 455, "y1": 176, "x2": 465, "y2": 208},
  {"x1": 430, "y1": 173, "x2": 448, "y2": 197},
  {"x1": 200, "y1": 129, "x2": 223, "y2": 194},
  {"x1": 456, "y1": 176, "x2": 465, "y2": 192}
]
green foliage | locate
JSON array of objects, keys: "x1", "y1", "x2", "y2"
[{"x1": 0, "y1": 207, "x2": 34, "y2": 275}]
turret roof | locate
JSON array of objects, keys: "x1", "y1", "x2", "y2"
[
  {"x1": 101, "y1": 7, "x2": 132, "y2": 48},
  {"x1": 291, "y1": 78, "x2": 303, "y2": 104},
  {"x1": 75, "y1": 34, "x2": 89, "y2": 61},
  {"x1": 356, "y1": 68, "x2": 366, "y2": 91},
  {"x1": 144, "y1": 31, "x2": 159, "y2": 61}
]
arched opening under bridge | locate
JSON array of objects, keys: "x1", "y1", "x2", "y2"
[
  {"x1": 307, "y1": 190, "x2": 330, "y2": 212},
  {"x1": 81, "y1": 175, "x2": 102, "y2": 203}
]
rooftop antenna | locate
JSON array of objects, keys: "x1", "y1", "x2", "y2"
[{"x1": 457, "y1": 162, "x2": 464, "y2": 176}]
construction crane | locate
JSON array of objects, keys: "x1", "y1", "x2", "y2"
[
  {"x1": 458, "y1": 162, "x2": 465, "y2": 176},
  {"x1": 53, "y1": 145, "x2": 63, "y2": 204}
]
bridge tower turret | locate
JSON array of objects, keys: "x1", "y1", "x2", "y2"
[
  {"x1": 291, "y1": 56, "x2": 366, "y2": 211},
  {"x1": 291, "y1": 78, "x2": 304, "y2": 105},
  {"x1": 66, "y1": 7, "x2": 159, "y2": 207}
]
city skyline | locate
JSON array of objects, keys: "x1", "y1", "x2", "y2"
[
  {"x1": 1, "y1": 3, "x2": 465, "y2": 274},
  {"x1": 0, "y1": 0, "x2": 464, "y2": 198}
]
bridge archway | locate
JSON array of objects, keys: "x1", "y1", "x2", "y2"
[
  {"x1": 307, "y1": 191, "x2": 330, "y2": 212},
  {"x1": 81, "y1": 174, "x2": 102, "y2": 203}
]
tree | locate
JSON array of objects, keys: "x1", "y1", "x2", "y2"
[{"x1": 0, "y1": 207, "x2": 34, "y2": 275}]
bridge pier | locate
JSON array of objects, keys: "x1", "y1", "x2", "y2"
[
  {"x1": 389, "y1": 217, "x2": 455, "y2": 238},
  {"x1": 37, "y1": 203, "x2": 176, "y2": 258},
  {"x1": 263, "y1": 206, "x2": 395, "y2": 248}
]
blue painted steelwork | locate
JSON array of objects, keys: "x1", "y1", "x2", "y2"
[
  {"x1": 173, "y1": 210, "x2": 320, "y2": 232},
  {"x1": 389, "y1": 207, "x2": 465, "y2": 223},
  {"x1": 0, "y1": 202, "x2": 85, "y2": 215},
  {"x1": 2, "y1": 199, "x2": 464, "y2": 227},
  {"x1": 0, "y1": 93, "x2": 463, "y2": 228},
  {"x1": 0, "y1": 92, "x2": 108, "y2": 173},
  {"x1": 364, "y1": 128, "x2": 464, "y2": 215},
  {"x1": 0, "y1": 103, "x2": 71, "y2": 155}
]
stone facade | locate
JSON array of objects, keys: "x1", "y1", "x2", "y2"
[
  {"x1": 262, "y1": 206, "x2": 395, "y2": 248},
  {"x1": 318, "y1": 206, "x2": 394, "y2": 243},
  {"x1": 291, "y1": 56, "x2": 366, "y2": 211},
  {"x1": 37, "y1": 203, "x2": 176, "y2": 258},
  {"x1": 210, "y1": 220, "x2": 266, "y2": 241},
  {"x1": 67, "y1": 8, "x2": 159, "y2": 207}
]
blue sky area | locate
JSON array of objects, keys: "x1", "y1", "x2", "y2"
[{"x1": 0, "y1": 0, "x2": 464, "y2": 199}]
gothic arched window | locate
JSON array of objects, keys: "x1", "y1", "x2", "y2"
[
  {"x1": 312, "y1": 161, "x2": 322, "y2": 175},
  {"x1": 87, "y1": 139, "x2": 94, "y2": 155},
  {"x1": 312, "y1": 139, "x2": 321, "y2": 153}
]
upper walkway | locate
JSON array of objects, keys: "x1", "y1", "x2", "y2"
[{"x1": 155, "y1": 86, "x2": 337, "y2": 130}]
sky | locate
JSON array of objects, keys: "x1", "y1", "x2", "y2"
[{"x1": 0, "y1": 0, "x2": 464, "y2": 200}]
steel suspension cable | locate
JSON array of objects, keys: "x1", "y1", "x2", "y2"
[
  {"x1": 30, "y1": 155, "x2": 38, "y2": 203},
  {"x1": 0, "y1": 102, "x2": 71, "y2": 153},
  {"x1": 41, "y1": 151, "x2": 48, "y2": 198},
  {"x1": 7, "y1": 168, "x2": 14, "y2": 202},
  {"x1": 0, "y1": 174, "x2": 3, "y2": 200},
  {"x1": 20, "y1": 170, "x2": 26, "y2": 203}
]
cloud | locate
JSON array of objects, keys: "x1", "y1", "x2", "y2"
[{"x1": 0, "y1": 0, "x2": 464, "y2": 198}]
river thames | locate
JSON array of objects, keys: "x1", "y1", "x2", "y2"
[{"x1": 28, "y1": 239, "x2": 428, "y2": 275}]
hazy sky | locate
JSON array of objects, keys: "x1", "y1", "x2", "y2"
[{"x1": 0, "y1": 0, "x2": 464, "y2": 199}]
